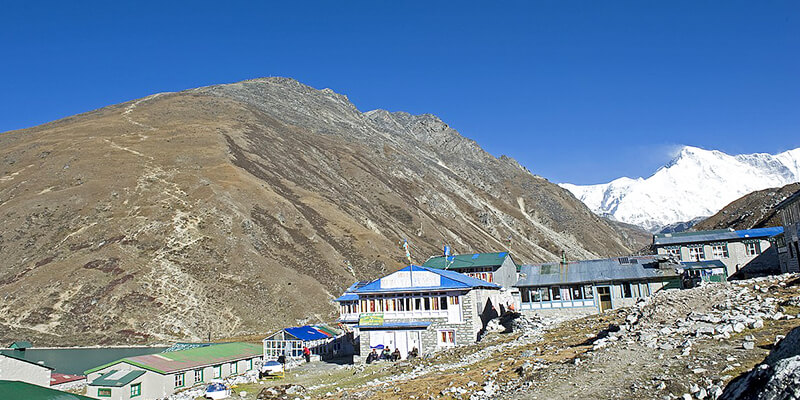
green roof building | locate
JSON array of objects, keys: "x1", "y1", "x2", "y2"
[
  {"x1": 422, "y1": 252, "x2": 519, "y2": 291},
  {"x1": 85, "y1": 342, "x2": 262, "y2": 400},
  {"x1": 0, "y1": 380, "x2": 94, "y2": 400}
]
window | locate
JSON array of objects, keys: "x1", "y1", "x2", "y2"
[
  {"x1": 521, "y1": 288, "x2": 530, "y2": 303},
  {"x1": 583, "y1": 285, "x2": 594, "y2": 299},
  {"x1": 248, "y1": 359, "x2": 253, "y2": 371},
  {"x1": 175, "y1": 372, "x2": 185, "y2": 388},
  {"x1": 195, "y1": 368, "x2": 203, "y2": 382},
  {"x1": 540, "y1": 287, "x2": 550, "y2": 302},
  {"x1": 98, "y1": 388, "x2": 111, "y2": 397},
  {"x1": 640, "y1": 282, "x2": 650, "y2": 297},
  {"x1": 231, "y1": 361, "x2": 238, "y2": 374},
  {"x1": 440, "y1": 296, "x2": 448, "y2": 310},
  {"x1": 688, "y1": 246, "x2": 705, "y2": 261},
  {"x1": 666, "y1": 247, "x2": 681, "y2": 259},
  {"x1": 745, "y1": 242, "x2": 761, "y2": 256},
  {"x1": 551, "y1": 287, "x2": 561, "y2": 301},
  {"x1": 438, "y1": 330, "x2": 456, "y2": 346},
  {"x1": 622, "y1": 283, "x2": 632, "y2": 298},
  {"x1": 711, "y1": 244, "x2": 729, "y2": 259},
  {"x1": 571, "y1": 286, "x2": 583, "y2": 300},
  {"x1": 213, "y1": 365, "x2": 222, "y2": 378},
  {"x1": 131, "y1": 383, "x2": 141, "y2": 397}
]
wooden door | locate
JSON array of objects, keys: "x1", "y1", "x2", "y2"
[{"x1": 597, "y1": 286, "x2": 612, "y2": 312}]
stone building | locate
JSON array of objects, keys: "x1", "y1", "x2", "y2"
[
  {"x1": 515, "y1": 255, "x2": 681, "y2": 317},
  {"x1": 653, "y1": 227, "x2": 783, "y2": 279},
  {"x1": 336, "y1": 265, "x2": 501, "y2": 361},
  {"x1": 84, "y1": 342, "x2": 262, "y2": 400},
  {"x1": 775, "y1": 189, "x2": 800, "y2": 273}
]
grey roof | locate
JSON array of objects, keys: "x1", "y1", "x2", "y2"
[
  {"x1": 516, "y1": 256, "x2": 679, "y2": 287},
  {"x1": 775, "y1": 189, "x2": 800, "y2": 210},
  {"x1": 653, "y1": 227, "x2": 783, "y2": 246}
]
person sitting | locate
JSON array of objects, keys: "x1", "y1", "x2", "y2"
[
  {"x1": 366, "y1": 348, "x2": 378, "y2": 364},
  {"x1": 391, "y1": 348, "x2": 401, "y2": 362},
  {"x1": 381, "y1": 347, "x2": 391, "y2": 360},
  {"x1": 407, "y1": 347, "x2": 419, "y2": 359}
]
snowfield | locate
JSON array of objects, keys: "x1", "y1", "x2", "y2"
[{"x1": 561, "y1": 146, "x2": 800, "y2": 231}]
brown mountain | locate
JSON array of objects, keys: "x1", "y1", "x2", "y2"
[
  {"x1": 693, "y1": 182, "x2": 800, "y2": 231},
  {"x1": 0, "y1": 78, "x2": 636, "y2": 345}
]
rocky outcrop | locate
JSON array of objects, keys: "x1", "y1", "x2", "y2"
[
  {"x1": 719, "y1": 325, "x2": 800, "y2": 400},
  {"x1": 694, "y1": 182, "x2": 800, "y2": 231}
]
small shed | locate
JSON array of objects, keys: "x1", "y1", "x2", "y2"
[
  {"x1": 9, "y1": 341, "x2": 32, "y2": 350},
  {"x1": 262, "y1": 326, "x2": 337, "y2": 360}
]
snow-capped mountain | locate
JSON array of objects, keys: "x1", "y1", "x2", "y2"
[{"x1": 560, "y1": 146, "x2": 800, "y2": 232}]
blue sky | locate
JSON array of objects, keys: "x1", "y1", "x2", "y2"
[{"x1": 1, "y1": 1, "x2": 798, "y2": 184}]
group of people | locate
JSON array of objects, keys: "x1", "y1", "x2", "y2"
[{"x1": 365, "y1": 346, "x2": 419, "y2": 363}]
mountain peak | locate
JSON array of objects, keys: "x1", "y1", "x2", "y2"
[{"x1": 563, "y1": 146, "x2": 800, "y2": 231}]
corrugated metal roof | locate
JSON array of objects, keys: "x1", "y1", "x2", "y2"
[
  {"x1": 334, "y1": 293, "x2": 359, "y2": 302},
  {"x1": 775, "y1": 188, "x2": 800, "y2": 210},
  {"x1": 653, "y1": 227, "x2": 783, "y2": 246},
  {"x1": 84, "y1": 342, "x2": 262, "y2": 375},
  {"x1": 50, "y1": 372, "x2": 86, "y2": 386},
  {"x1": 516, "y1": 256, "x2": 679, "y2": 287},
  {"x1": 88, "y1": 370, "x2": 145, "y2": 387},
  {"x1": 422, "y1": 252, "x2": 514, "y2": 269},
  {"x1": 353, "y1": 265, "x2": 500, "y2": 294},
  {"x1": 0, "y1": 380, "x2": 95, "y2": 400},
  {"x1": 284, "y1": 326, "x2": 332, "y2": 341}
]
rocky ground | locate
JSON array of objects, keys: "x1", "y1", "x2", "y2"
[{"x1": 198, "y1": 273, "x2": 800, "y2": 400}]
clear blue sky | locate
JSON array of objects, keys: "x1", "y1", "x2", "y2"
[{"x1": 2, "y1": 1, "x2": 798, "y2": 184}]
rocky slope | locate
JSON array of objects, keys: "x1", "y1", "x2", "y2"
[
  {"x1": 694, "y1": 183, "x2": 800, "y2": 231},
  {"x1": 0, "y1": 77, "x2": 635, "y2": 345},
  {"x1": 562, "y1": 146, "x2": 800, "y2": 232}
]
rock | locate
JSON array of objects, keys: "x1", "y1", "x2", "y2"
[
  {"x1": 749, "y1": 319, "x2": 764, "y2": 329},
  {"x1": 733, "y1": 323, "x2": 745, "y2": 333},
  {"x1": 721, "y1": 326, "x2": 800, "y2": 400},
  {"x1": 742, "y1": 342, "x2": 755, "y2": 350}
]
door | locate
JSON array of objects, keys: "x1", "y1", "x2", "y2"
[
  {"x1": 396, "y1": 331, "x2": 408, "y2": 359},
  {"x1": 384, "y1": 331, "x2": 396, "y2": 351},
  {"x1": 597, "y1": 286, "x2": 612, "y2": 312},
  {"x1": 407, "y1": 331, "x2": 421, "y2": 355}
]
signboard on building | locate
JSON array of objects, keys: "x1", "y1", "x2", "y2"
[{"x1": 359, "y1": 313, "x2": 384, "y2": 326}]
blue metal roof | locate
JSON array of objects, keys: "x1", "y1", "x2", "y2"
[
  {"x1": 355, "y1": 321, "x2": 432, "y2": 329},
  {"x1": 353, "y1": 265, "x2": 500, "y2": 294},
  {"x1": 334, "y1": 293, "x2": 359, "y2": 302},
  {"x1": 516, "y1": 256, "x2": 679, "y2": 287},
  {"x1": 283, "y1": 326, "x2": 331, "y2": 341},
  {"x1": 653, "y1": 227, "x2": 783, "y2": 246}
]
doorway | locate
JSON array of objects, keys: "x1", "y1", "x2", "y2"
[{"x1": 597, "y1": 286, "x2": 612, "y2": 312}]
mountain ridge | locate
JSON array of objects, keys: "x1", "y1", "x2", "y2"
[{"x1": 0, "y1": 77, "x2": 636, "y2": 345}]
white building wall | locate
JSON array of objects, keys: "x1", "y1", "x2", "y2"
[{"x1": 0, "y1": 355, "x2": 51, "y2": 387}]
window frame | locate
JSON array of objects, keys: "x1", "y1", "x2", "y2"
[
  {"x1": 213, "y1": 365, "x2": 222, "y2": 379},
  {"x1": 194, "y1": 368, "x2": 203, "y2": 382},
  {"x1": 131, "y1": 383, "x2": 141, "y2": 398},
  {"x1": 97, "y1": 388, "x2": 112, "y2": 398},
  {"x1": 437, "y1": 329, "x2": 456, "y2": 347},
  {"x1": 174, "y1": 372, "x2": 185, "y2": 388}
]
